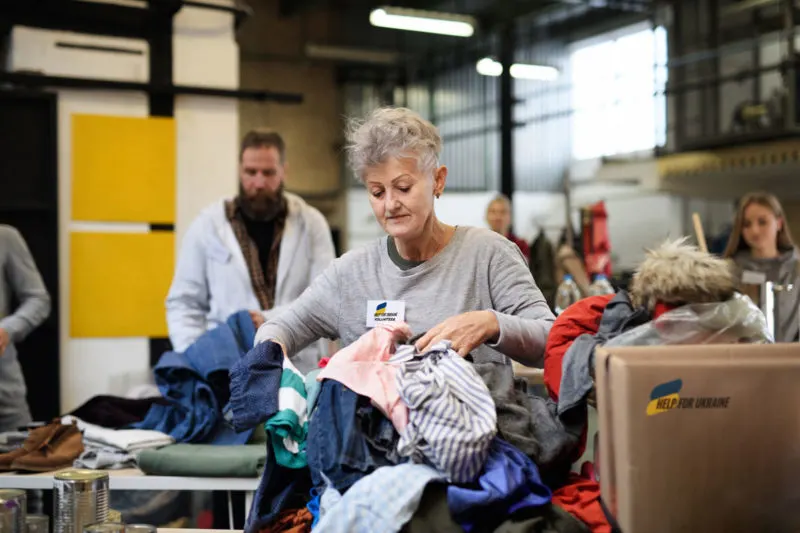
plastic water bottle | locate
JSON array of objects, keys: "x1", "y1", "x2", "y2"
[
  {"x1": 554, "y1": 274, "x2": 581, "y2": 315},
  {"x1": 588, "y1": 274, "x2": 615, "y2": 296}
]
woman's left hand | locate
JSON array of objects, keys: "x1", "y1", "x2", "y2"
[{"x1": 415, "y1": 311, "x2": 500, "y2": 357}]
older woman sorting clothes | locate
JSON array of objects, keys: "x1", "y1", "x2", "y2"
[{"x1": 253, "y1": 106, "x2": 554, "y2": 392}]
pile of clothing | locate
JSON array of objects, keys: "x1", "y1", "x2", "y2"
[
  {"x1": 63, "y1": 415, "x2": 173, "y2": 470},
  {"x1": 230, "y1": 322, "x2": 603, "y2": 533},
  {"x1": 543, "y1": 238, "x2": 771, "y2": 514},
  {"x1": 134, "y1": 310, "x2": 257, "y2": 445}
]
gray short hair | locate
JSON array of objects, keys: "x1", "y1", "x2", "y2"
[{"x1": 345, "y1": 107, "x2": 442, "y2": 180}]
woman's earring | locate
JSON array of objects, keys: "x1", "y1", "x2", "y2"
[{"x1": 435, "y1": 193, "x2": 441, "y2": 199}]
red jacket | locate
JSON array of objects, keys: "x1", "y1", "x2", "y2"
[{"x1": 544, "y1": 294, "x2": 614, "y2": 401}]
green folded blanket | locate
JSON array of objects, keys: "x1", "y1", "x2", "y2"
[{"x1": 137, "y1": 444, "x2": 266, "y2": 478}]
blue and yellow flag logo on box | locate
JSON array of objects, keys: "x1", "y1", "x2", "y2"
[
  {"x1": 646, "y1": 379, "x2": 683, "y2": 416},
  {"x1": 646, "y1": 379, "x2": 731, "y2": 416}
]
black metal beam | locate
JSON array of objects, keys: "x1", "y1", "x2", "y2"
[
  {"x1": 499, "y1": 22, "x2": 515, "y2": 199},
  {"x1": 0, "y1": 71, "x2": 304, "y2": 104},
  {"x1": 147, "y1": 0, "x2": 180, "y2": 117},
  {"x1": 0, "y1": 0, "x2": 155, "y2": 39},
  {"x1": 280, "y1": 0, "x2": 323, "y2": 17}
]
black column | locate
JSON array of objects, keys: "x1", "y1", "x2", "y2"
[
  {"x1": 499, "y1": 23, "x2": 515, "y2": 198},
  {"x1": 147, "y1": 0, "x2": 179, "y2": 117}
]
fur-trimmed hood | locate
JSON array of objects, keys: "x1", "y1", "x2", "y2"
[{"x1": 629, "y1": 238, "x2": 737, "y2": 311}]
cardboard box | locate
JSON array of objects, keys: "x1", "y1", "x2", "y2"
[{"x1": 596, "y1": 343, "x2": 800, "y2": 533}]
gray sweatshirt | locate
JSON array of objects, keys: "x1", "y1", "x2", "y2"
[
  {"x1": 255, "y1": 226, "x2": 555, "y2": 370},
  {"x1": 0, "y1": 226, "x2": 51, "y2": 429},
  {"x1": 733, "y1": 249, "x2": 800, "y2": 343}
]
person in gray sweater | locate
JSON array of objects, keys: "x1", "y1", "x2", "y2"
[
  {"x1": 724, "y1": 192, "x2": 800, "y2": 342},
  {"x1": 254, "y1": 107, "x2": 555, "y2": 394},
  {"x1": 0, "y1": 225, "x2": 51, "y2": 431}
]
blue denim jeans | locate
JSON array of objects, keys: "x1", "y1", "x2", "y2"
[{"x1": 307, "y1": 380, "x2": 403, "y2": 493}]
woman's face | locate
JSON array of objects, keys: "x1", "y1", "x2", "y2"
[
  {"x1": 364, "y1": 156, "x2": 446, "y2": 241},
  {"x1": 486, "y1": 200, "x2": 511, "y2": 235},
  {"x1": 742, "y1": 202, "x2": 782, "y2": 252}
]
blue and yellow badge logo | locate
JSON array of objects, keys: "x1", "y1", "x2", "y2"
[
  {"x1": 646, "y1": 379, "x2": 683, "y2": 416},
  {"x1": 374, "y1": 302, "x2": 387, "y2": 317},
  {"x1": 646, "y1": 379, "x2": 731, "y2": 416}
]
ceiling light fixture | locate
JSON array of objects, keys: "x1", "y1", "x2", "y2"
[
  {"x1": 475, "y1": 57, "x2": 560, "y2": 81},
  {"x1": 305, "y1": 43, "x2": 399, "y2": 65},
  {"x1": 369, "y1": 6, "x2": 476, "y2": 38}
]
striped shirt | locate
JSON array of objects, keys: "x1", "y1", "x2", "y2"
[
  {"x1": 264, "y1": 355, "x2": 308, "y2": 469},
  {"x1": 393, "y1": 341, "x2": 497, "y2": 483}
]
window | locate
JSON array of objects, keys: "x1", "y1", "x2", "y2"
[{"x1": 570, "y1": 25, "x2": 668, "y2": 160}]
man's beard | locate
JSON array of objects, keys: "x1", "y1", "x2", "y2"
[{"x1": 238, "y1": 183, "x2": 286, "y2": 221}]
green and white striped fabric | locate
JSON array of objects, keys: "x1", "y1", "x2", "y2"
[{"x1": 264, "y1": 354, "x2": 308, "y2": 469}]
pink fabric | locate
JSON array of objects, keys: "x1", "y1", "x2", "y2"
[{"x1": 317, "y1": 322, "x2": 412, "y2": 432}]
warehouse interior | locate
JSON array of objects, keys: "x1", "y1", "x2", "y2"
[{"x1": 0, "y1": 0, "x2": 798, "y2": 531}]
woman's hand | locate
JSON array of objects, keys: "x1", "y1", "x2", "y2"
[{"x1": 415, "y1": 311, "x2": 500, "y2": 357}]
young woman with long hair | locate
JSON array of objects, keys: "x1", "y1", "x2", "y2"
[{"x1": 723, "y1": 192, "x2": 800, "y2": 342}]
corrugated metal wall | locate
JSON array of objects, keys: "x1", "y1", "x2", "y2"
[{"x1": 342, "y1": 18, "x2": 573, "y2": 192}]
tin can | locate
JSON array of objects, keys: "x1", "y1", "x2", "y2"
[
  {"x1": 0, "y1": 489, "x2": 26, "y2": 533},
  {"x1": 82, "y1": 523, "x2": 124, "y2": 533},
  {"x1": 53, "y1": 470, "x2": 109, "y2": 533},
  {"x1": 25, "y1": 513, "x2": 49, "y2": 533}
]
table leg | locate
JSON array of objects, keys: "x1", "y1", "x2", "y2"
[
  {"x1": 244, "y1": 490, "x2": 254, "y2": 518},
  {"x1": 227, "y1": 491, "x2": 235, "y2": 530}
]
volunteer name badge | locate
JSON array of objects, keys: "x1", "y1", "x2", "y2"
[
  {"x1": 741, "y1": 269, "x2": 767, "y2": 285},
  {"x1": 366, "y1": 300, "x2": 405, "y2": 327}
]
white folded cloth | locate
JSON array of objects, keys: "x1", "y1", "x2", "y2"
[{"x1": 62, "y1": 415, "x2": 174, "y2": 452}]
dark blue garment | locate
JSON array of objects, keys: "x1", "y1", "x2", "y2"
[
  {"x1": 134, "y1": 311, "x2": 256, "y2": 445},
  {"x1": 245, "y1": 441, "x2": 311, "y2": 533},
  {"x1": 228, "y1": 340, "x2": 283, "y2": 432},
  {"x1": 447, "y1": 438, "x2": 553, "y2": 533},
  {"x1": 307, "y1": 380, "x2": 404, "y2": 493}
]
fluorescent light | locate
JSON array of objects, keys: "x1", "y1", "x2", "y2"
[
  {"x1": 369, "y1": 7, "x2": 476, "y2": 38},
  {"x1": 509, "y1": 63, "x2": 560, "y2": 81},
  {"x1": 475, "y1": 57, "x2": 560, "y2": 81},
  {"x1": 305, "y1": 43, "x2": 399, "y2": 65},
  {"x1": 476, "y1": 57, "x2": 502, "y2": 77}
]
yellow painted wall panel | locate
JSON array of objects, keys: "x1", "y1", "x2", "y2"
[
  {"x1": 72, "y1": 114, "x2": 176, "y2": 223},
  {"x1": 70, "y1": 232, "x2": 174, "y2": 337}
]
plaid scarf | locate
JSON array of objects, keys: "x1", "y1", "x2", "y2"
[{"x1": 225, "y1": 196, "x2": 287, "y2": 310}]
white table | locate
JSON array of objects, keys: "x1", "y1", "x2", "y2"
[{"x1": 0, "y1": 468, "x2": 259, "y2": 529}]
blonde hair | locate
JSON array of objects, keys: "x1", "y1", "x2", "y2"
[{"x1": 723, "y1": 192, "x2": 797, "y2": 258}]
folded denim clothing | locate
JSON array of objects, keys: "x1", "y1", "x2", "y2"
[{"x1": 137, "y1": 444, "x2": 266, "y2": 478}]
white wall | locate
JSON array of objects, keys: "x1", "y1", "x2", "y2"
[{"x1": 9, "y1": 3, "x2": 240, "y2": 412}]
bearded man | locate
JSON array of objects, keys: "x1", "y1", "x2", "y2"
[{"x1": 166, "y1": 129, "x2": 335, "y2": 371}]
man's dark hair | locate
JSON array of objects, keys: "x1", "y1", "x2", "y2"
[{"x1": 240, "y1": 129, "x2": 286, "y2": 163}]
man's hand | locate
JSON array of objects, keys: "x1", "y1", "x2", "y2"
[
  {"x1": 0, "y1": 328, "x2": 9, "y2": 356},
  {"x1": 249, "y1": 310, "x2": 266, "y2": 329},
  {"x1": 415, "y1": 310, "x2": 500, "y2": 357}
]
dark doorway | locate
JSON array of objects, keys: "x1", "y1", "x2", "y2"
[{"x1": 0, "y1": 90, "x2": 60, "y2": 422}]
